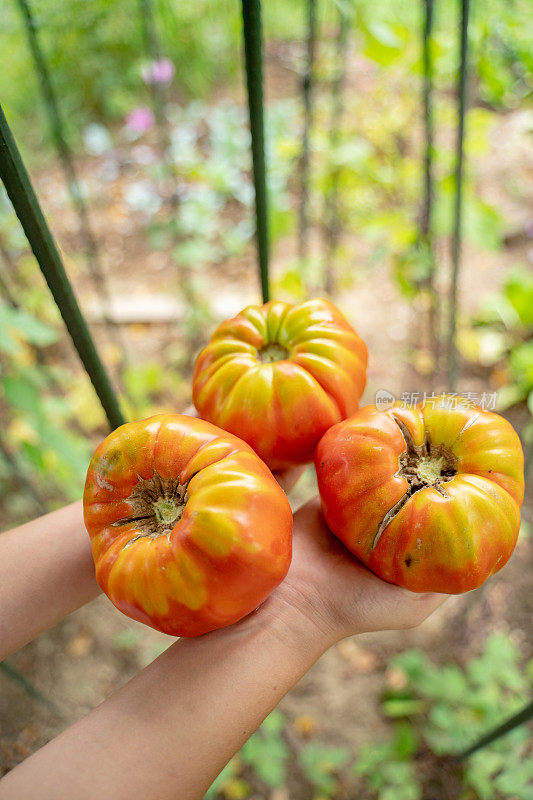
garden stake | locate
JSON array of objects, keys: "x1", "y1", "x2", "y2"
[
  {"x1": 241, "y1": 0, "x2": 270, "y2": 303},
  {"x1": 447, "y1": 0, "x2": 470, "y2": 390},
  {"x1": 420, "y1": 0, "x2": 438, "y2": 381},
  {"x1": 455, "y1": 699, "x2": 533, "y2": 758},
  {"x1": 0, "y1": 104, "x2": 126, "y2": 431},
  {"x1": 298, "y1": 0, "x2": 318, "y2": 264}
]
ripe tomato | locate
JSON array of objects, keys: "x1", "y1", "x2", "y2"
[
  {"x1": 192, "y1": 298, "x2": 368, "y2": 470},
  {"x1": 83, "y1": 414, "x2": 292, "y2": 636},
  {"x1": 315, "y1": 396, "x2": 524, "y2": 594}
]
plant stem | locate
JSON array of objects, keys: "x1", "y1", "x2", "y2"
[
  {"x1": 298, "y1": 0, "x2": 318, "y2": 265},
  {"x1": 241, "y1": 0, "x2": 270, "y2": 303},
  {"x1": 455, "y1": 699, "x2": 533, "y2": 758},
  {"x1": 420, "y1": 0, "x2": 438, "y2": 381}
]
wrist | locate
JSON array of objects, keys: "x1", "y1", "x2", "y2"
[{"x1": 250, "y1": 582, "x2": 341, "y2": 659}]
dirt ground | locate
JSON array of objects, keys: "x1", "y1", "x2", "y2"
[{"x1": 1, "y1": 50, "x2": 532, "y2": 797}]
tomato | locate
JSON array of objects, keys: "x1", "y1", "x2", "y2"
[
  {"x1": 315, "y1": 396, "x2": 524, "y2": 594},
  {"x1": 192, "y1": 298, "x2": 368, "y2": 470},
  {"x1": 83, "y1": 414, "x2": 292, "y2": 636}
]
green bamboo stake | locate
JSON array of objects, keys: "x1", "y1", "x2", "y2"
[
  {"x1": 241, "y1": 0, "x2": 270, "y2": 303},
  {"x1": 0, "y1": 104, "x2": 126, "y2": 431},
  {"x1": 15, "y1": 0, "x2": 127, "y2": 370},
  {"x1": 298, "y1": 0, "x2": 318, "y2": 264},
  {"x1": 447, "y1": 0, "x2": 470, "y2": 390},
  {"x1": 420, "y1": 0, "x2": 438, "y2": 378},
  {"x1": 455, "y1": 699, "x2": 533, "y2": 759}
]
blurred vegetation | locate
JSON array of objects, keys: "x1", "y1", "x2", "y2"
[
  {"x1": 0, "y1": 0, "x2": 532, "y2": 515},
  {"x1": 205, "y1": 632, "x2": 533, "y2": 799},
  {"x1": 1, "y1": 0, "x2": 531, "y2": 150},
  {"x1": 0, "y1": 0, "x2": 531, "y2": 506},
  {"x1": 0, "y1": 0, "x2": 532, "y2": 791},
  {"x1": 460, "y1": 269, "x2": 533, "y2": 413}
]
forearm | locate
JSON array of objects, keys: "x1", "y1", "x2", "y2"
[
  {"x1": 0, "y1": 599, "x2": 329, "y2": 800},
  {"x1": 0, "y1": 500, "x2": 100, "y2": 659}
]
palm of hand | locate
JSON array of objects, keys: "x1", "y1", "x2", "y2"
[{"x1": 269, "y1": 495, "x2": 448, "y2": 644}]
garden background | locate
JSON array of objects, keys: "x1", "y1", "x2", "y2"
[{"x1": 0, "y1": 0, "x2": 532, "y2": 797}]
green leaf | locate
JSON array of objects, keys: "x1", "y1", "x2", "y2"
[
  {"x1": 380, "y1": 783, "x2": 421, "y2": 800},
  {"x1": 204, "y1": 758, "x2": 240, "y2": 798},
  {"x1": 510, "y1": 340, "x2": 533, "y2": 394},
  {"x1": 2, "y1": 375, "x2": 41, "y2": 415},
  {"x1": 505, "y1": 269, "x2": 533, "y2": 327},
  {"x1": 393, "y1": 722, "x2": 419, "y2": 759},
  {"x1": 259, "y1": 710, "x2": 285, "y2": 735},
  {"x1": 382, "y1": 698, "x2": 428, "y2": 718},
  {"x1": 390, "y1": 650, "x2": 429, "y2": 682},
  {"x1": 358, "y1": 17, "x2": 408, "y2": 66},
  {"x1": 241, "y1": 712, "x2": 289, "y2": 789},
  {"x1": 493, "y1": 759, "x2": 533, "y2": 800},
  {"x1": 353, "y1": 741, "x2": 396, "y2": 775},
  {"x1": 9, "y1": 307, "x2": 59, "y2": 346},
  {"x1": 465, "y1": 749, "x2": 504, "y2": 800},
  {"x1": 299, "y1": 743, "x2": 350, "y2": 795}
]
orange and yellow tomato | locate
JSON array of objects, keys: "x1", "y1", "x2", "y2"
[
  {"x1": 315, "y1": 396, "x2": 524, "y2": 594},
  {"x1": 83, "y1": 414, "x2": 293, "y2": 636},
  {"x1": 192, "y1": 298, "x2": 368, "y2": 470}
]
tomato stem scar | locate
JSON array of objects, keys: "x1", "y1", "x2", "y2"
[
  {"x1": 113, "y1": 470, "x2": 188, "y2": 543},
  {"x1": 371, "y1": 414, "x2": 458, "y2": 549},
  {"x1": 257, "y1": 343, "x2": 289, "y2": 364}
]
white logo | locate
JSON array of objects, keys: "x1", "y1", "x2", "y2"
[{"x1": 375, "y1": 389, "x2": 395, "y2": 411}]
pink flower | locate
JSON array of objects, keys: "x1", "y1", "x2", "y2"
[
  {"x1": 141, "y1": 57, "x2": 175, "y2": 85},
  {"x1": 125, "y1": 106, "x2": 155, "y2": 133}
]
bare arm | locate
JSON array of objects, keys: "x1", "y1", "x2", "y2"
[
  {"x1": 0, "y1": 501, "x2": 100, "y2": 660},
  {"x1": 0, "y1": 499, "x2": 447, "y2": 800},
  {"x1": 0, "y1": 600, "x2": 323, "y2": 800}
]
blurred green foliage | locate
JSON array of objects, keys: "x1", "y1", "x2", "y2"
[
  {"x1": 460, "y1": 268, "x2": 533, "y2": 413},
  {"x1": 1, "y1": 0, "x2": 531, "y2": 151},
  {"x1": 1, "y1": 0, "x2": 531, "y2": 516},
  {"x1": 204, "y1": 632, "x2": 532, "y2": 800},
  {"x1": 0, "y1": 296, "x2": 92, "y2": 507}
]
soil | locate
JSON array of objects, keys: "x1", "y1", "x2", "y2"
[{"x1": 1, "y1": 45, "x2": 532, "y2": 799}]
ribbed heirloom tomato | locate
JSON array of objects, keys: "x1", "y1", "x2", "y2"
[
  {"x1": 192, "y1": 298, "x2": 368, "y2": 469},
  {"x1": 315, "y1": 396, "x2": 524, "y2": 594},
  {"x1": 83, "y1": 414, "x2": 292, "y2": 636}
]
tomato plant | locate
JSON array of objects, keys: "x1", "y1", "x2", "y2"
[
  {"x1": 192, "y1": 298, "x2": 368, "y2": 469},
  {"x1": 315, "y1": 396, "x2": 524, "y2": 593},
  {"x1": 83, "y1": 414, "x2": 292, "y2": 636}
]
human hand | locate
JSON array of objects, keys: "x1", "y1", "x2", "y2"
[
  {"x1": 263, "y1": 494, "x2": 448, "y2": 649},
  {"x1": 186, "y1": 412, "x2": 447, "y2": 647}
]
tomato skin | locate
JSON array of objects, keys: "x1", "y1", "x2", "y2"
[
  {"x1": 192, "y1": 298, "x2": 368, "y2": 470},
  {"x1": 315, "y1": 398, "x2": 524, "y2": 594},
  {"x1": 83, "y1": 415, "x2": 292, "y2": 636}
]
